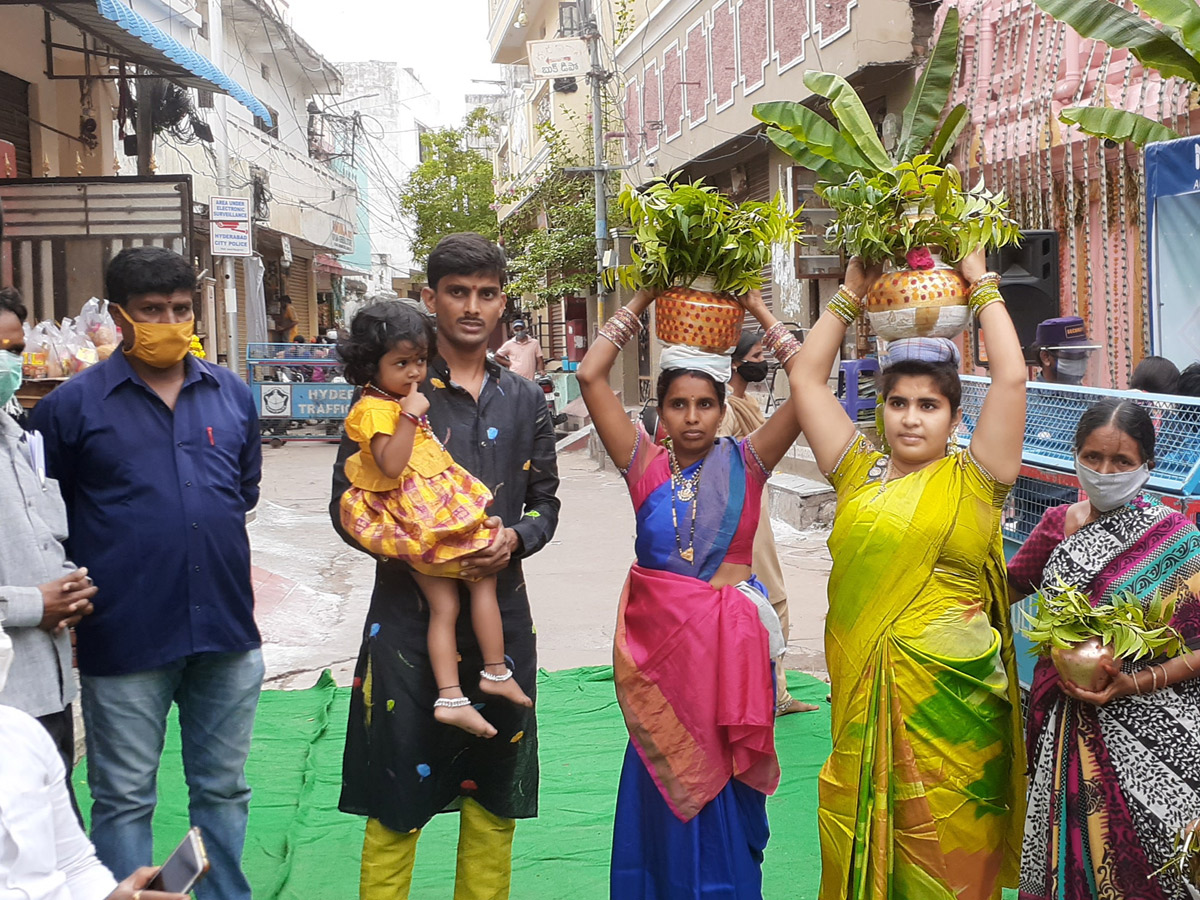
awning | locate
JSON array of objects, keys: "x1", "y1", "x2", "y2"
[
  {"x1": 41, "y1": 0, "x2": 273, "y2": 126},
  {"x1": 314, "y1": 253, "x2": 368, "y2": 278}
]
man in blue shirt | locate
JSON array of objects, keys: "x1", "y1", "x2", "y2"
[{"x1": 31, "y1": 247, "x2": 263, "y2": 900}]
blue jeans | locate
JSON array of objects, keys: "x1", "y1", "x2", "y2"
[{"x1": 81, "y1": 650, "x2": 264, "y2": 900}]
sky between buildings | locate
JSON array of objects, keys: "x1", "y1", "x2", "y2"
[{"x1": 286, "y1": 0, "x2": 505, "y2": 126}]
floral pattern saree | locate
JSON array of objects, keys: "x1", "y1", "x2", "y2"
[{"x1": 819, "y1": 435, "x2": 1025, "y2": 900}]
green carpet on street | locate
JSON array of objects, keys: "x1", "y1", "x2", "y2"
[{"x1": 73, "y1": 668, "x2": 829, "y2": 898}]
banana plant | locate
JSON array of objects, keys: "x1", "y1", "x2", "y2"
[
  {"x1": 1030, "y1": 0, "x2": 1200, "y2": 145},
  {"x1": 752, "y1": 7, "x2": 966, "y2": 177}
]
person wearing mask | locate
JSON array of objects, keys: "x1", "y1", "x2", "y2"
[
  {"x1": 0, "y1": 623, "x2": 189, "y2": 900},
  {"x1": 1032, "y1": 316, "x2": 1099, "y2": 384},
  {"x1": 30, "y1": 247, "x2": 264, "y2": 900},
  {"x1": 716, "y1": 329, "x2": 818, "y2": 717},
  {"x1": 495, "y1": 319, "x2": 545, "y2": 380},
  {"x1": 0, "y1": 286, "x2": 98, "y2": 821},
  {"x1": 1129, "y1": 355, "x2": 1181, "y2": 394},
  {"x1": 1008, "y1": 399, "x2": 1200, "y2": 899}
]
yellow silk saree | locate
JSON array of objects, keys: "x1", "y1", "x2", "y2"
[{"x1": 818, "y1": 435, "x2": 1026, "y2": 900}]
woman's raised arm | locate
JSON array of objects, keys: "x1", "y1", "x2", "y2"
[
  {"x1": 962, "y1": 249, "x2": 1026, "y2": 485},
  {"x1": 781, "y1": 259, "x2": 880, "y2": 474},
  {"x1": 576, "y1": 290, "x2": 656, "y2": 471}
]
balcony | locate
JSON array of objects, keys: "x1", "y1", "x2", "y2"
[
  {"x1": 227, "y1": 119, "x2": 357, "y2": 252},
  {"x1": 487, "y1": 0, "x2": 553, "y2": 64}
]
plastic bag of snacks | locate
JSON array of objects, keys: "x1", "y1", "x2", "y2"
[
  {"x1": 76, "y1": 297, "x2": 119, "y2": 360},
  {"x1": 22, "y1": 323, "x2": 48, "y2": 379},
  {"x1": 59, "y1": 318, "x2": 98, "y2": 374}
]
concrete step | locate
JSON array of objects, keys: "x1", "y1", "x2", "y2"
[{"x1": 767, "y1": 472, "x2": 837, "y2": 531}]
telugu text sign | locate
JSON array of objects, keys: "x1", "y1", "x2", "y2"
[{"x1": 527, "y1": 38, "x2": 587, "y2": 79}]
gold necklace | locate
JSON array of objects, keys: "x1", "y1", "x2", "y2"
[{"x1": 668, "y1": 447, "x2": 703, "y2": 563}]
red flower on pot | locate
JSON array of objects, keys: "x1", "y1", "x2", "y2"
[{"x1": 905, "y1": 247, "x2": 937, "y2": 271}]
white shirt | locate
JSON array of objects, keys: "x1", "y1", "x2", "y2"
[{"x1": 0, "y1": 705, "x2": 117, "y2": 900}]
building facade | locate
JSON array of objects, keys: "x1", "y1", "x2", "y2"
[{"x1": 947, "y1": 0, "x2": 1195, "y2": 387}]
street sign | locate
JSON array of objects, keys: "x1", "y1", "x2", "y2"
[
  {"x1": 527, "y1": 38, "x2": 587, "y2": 79},
  {"x1": 255, "y1": 382, "x2": 355, "y2": 418},
  {"x1": 210, "y1": 196, "x2": 252, "y2": 257}
]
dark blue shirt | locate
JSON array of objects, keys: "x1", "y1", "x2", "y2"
[{"x1": 29, "y1": 352, "x2": 262, "y2": 676}]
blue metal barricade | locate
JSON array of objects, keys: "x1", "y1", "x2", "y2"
[{"x1": 246, "y1": 342, "x2": 353, "y2": 443}]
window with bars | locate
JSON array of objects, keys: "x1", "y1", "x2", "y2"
[{"x1": 558, "y1": 2, "x2": 580, "y2": 36}]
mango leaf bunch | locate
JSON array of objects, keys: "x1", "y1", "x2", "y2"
[
  {"x1": 615, "y1": 176, "x2": 804, "y2": 296},
  {"x1": 1020, "y1": 575, "x2": 1184, "y2": 660}
]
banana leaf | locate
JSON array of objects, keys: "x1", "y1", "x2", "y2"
[
  {"x1": 801, "y1": 73, "x2": 894, "y2": 171},
  {"x1": 928, "y1": 104, "x2": 969, "y2": 163},
  {"x1": 898, "y1": 8, "x2": 961, "y2": 161},
  {"x1": 1033, "y1": 0, "x2": 1200, "y2": 83},
  {"x1": 752, "y1": 100, "x2": 873, "y2": 170},
  {"x1": 1126, "y1": 0, "x2": 1200, "y2": 56},
  {"x1": 1059, "y1": 106, "x2": 1180, "y2": 145},
  {"x1": 762, "y1": 126, "x2": 851, "y2": 182}
]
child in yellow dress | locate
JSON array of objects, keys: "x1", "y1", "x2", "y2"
[{"x1": 338, "y1": 302, "x2": 531, "y2": 737}]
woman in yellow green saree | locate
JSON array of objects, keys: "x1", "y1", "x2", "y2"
[{"x1": 790, "y1": 252, "x2": 1028, "y2": 900}]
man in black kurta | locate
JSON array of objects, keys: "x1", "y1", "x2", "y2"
[{"x1": 330, "y1": 234, "x2": 560, "y2": 898}]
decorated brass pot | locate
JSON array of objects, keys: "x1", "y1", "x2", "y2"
[
  {"x1": 866, "y1": 259, "x2": 969, "y2": 341},
  {"x1": 655, "y1": 277, "x2": 744, "y2": 352}
]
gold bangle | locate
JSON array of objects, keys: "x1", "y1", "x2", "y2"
[
  {"x1": 762, "y1": 322, "x2": 792, "y2": 354},
  {"x1": 1159, "y1": 663, "x2": 1170, "y2": 690},
  {"x1": 598, "y1": 320, "x2": 634, "y2": 349},
  {"x1": 969, "y1": 272, "x2": 1001, "y2": 291},
  {"x1": 827, "y1": 286, "x2": 864, "y2": 325},
  {"x1": 772, "y1": 335, "x2": 802, "y2": 365},
  {"x1": 1151, "y1": 666, "x2": 1160, "y2": 692},
  {"x1": 968, "y1": 283, "x2": 1004, "y2": 317},
  {"x1": 611, "y1": 306, "x2": 642, "y2": 334}
]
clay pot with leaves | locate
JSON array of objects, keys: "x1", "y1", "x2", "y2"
[
  {"x1": 1021, "y1": 577, "x2": 1185, "y2": 692},
  {"x1": 615, "y1": 176, "x2": 804, "y2": 352},
  {"x1": 753, "y1": 8, "x2": 1021, "y2": 341}
]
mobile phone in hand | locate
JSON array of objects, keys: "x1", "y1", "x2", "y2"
[{"x1": 146, "y1": 827, "x2": 209, "y2": 894}]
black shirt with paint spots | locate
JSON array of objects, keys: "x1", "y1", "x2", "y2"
[{"x1": 331, "y1": 354, "x2": 561, "y2": 830}]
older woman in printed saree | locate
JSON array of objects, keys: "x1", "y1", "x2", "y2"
[
  {"x1": 1008, "y1": 398, "x2": 1200, "y2": 900},
  {"x1": 576, "y1": 288, "x2": 807, "y2": 900},
  {"x1": 787, "y1": 251, "x2": 1028, "y2": 900}
]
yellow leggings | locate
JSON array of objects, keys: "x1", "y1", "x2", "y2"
[{"x1": 360, "y1": 798, "x2": 516, "y2": 900}]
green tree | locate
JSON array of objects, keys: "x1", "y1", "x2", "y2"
[
  {"x1": 396, "y1": 124, "x2": 498, "y2": 263},
  {"x1": 503, "y1": 119, "x2": 619, "y2": 308}
]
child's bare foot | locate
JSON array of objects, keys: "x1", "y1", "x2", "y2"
[
  {"x1": 479, "y1": 663, "x2": 533, "y2": 707},
  {"x1": 434, "y1": 693, "x2": 497, "y2": 738}
]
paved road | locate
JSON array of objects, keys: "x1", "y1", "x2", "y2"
[{"x1": 250, "y1": 441, "x2": 832, "y2": 689}]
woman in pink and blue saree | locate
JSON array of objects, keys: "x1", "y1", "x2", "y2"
[{"x1": 577, "y1": 288, "x2": 807, "y2": 899}]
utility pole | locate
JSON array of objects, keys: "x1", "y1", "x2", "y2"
[
  {"x1": 579, "y1": 0, "x2": 607, "y2": 295},
  {"x1": 208, "y1": 0, "x2": 239, "y2": 372}
]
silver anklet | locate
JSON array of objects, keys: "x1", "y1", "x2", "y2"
[
  {"x1": 480, "y1": 667, "x2": 514, "y2": 683},
  {"x1": 434, "y1": 696, "x2": 472, "y2": 709}
]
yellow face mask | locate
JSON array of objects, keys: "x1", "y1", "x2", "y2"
[{"x1": 119, "y1": 311, "x2": 194, "y2": 369}]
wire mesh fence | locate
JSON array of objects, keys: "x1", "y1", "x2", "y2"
[{"x1": 958, "y1": 376, "x2": 1200, "y2": 494}]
